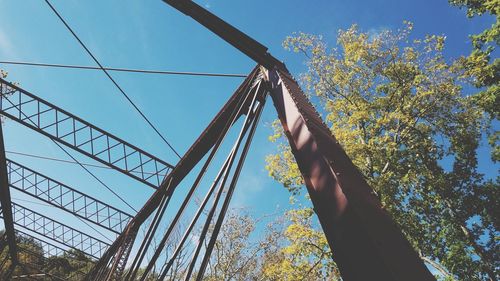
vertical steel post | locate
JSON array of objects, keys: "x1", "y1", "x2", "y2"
[{"x1": 0, "y1": 122, "x2": 18, "y2": 266}]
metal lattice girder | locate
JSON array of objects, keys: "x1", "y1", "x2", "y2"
[
  {"x1": 8, "y1": 203, "x2": 109, "y2": 259},
  {"x1": 16, "y1": 230, "x2": 90, "y2": 280},
  {"x1": 16, "y1": 229, "x2": 76, "y2": 259},
  {"x1": 0, "y1": 78, "x2": 174, "y2": 188},
  {"x1": 6, "y1": 159, "x2": 133, "y2": 234},
  {"x1": 16, "y1": 247, "x2": 74, "y2": 281}
]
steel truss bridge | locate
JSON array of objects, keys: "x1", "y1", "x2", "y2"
[{"x1": 0, "y1": 1, "x2": 435, "y2": 280}]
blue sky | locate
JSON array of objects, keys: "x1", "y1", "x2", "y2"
[{"x1": 0, "y1": 0, "x2": 497, "y2": 265}]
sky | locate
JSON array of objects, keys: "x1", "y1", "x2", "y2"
[{"x1": 0, "y1": 0, "x2": 497, "y2": 267}]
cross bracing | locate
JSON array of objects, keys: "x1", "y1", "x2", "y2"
[
  {"x1": 0, "y1": 78, "x2": 174, "y2": 188},
  {"x1": 16, "y1": 229, "x2": 70, "y2": 259},
  {"x1": 8, "y1": 203, "x2": 110, "y2": 259},
  {"x1": 14, "y1": 248, "x2": 70, "y2": 281},
  {"x1": 6, "y1": 159, "x2": 133, "y2": 234}
]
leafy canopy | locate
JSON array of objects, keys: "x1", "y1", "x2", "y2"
[{"x1": 449, "y1": 0, "x2": 499, "y2": 162}]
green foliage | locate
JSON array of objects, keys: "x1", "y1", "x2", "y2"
[
  {"x1": 0, "y1": 230, "x2": 94, "y2": 280},
  {"x1": 449, "y1": 0, "x2": 499, "y2": 48},
  {"x1": 450, "y1": 0, "x2": 499, "y2": 163},
  {"x1": 261, "y1": 208, "x2": 340, "y2": 281},
  {"x1": 267, "y1": 23, "x2": 499, "y2": 280}
]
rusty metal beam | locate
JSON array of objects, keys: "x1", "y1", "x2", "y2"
[
  {"x1": 0, "y1": 122, "x2": 18, "y2": 265},
  {"x1": 162, "y1": 0, "x2": 284, "y2": 70}
]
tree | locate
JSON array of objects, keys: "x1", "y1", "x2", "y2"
[
  {"x1": 202, "y1": 210, "x2": 261, "y2": 281},
  {"x1": 261, "y1": 208, "x2": 341, "y2": 281},
  {"x1": 125, "y1": 219, "x2": 190, "y2": 280},
  {"x1": 0, "y1": 230, "x2": 45, "y2": 278},
  {"x1": 42, "y1": 249, "x2": 94, "y2": 280},
  {"x1": 201, "y1": 208, "x2": 340, "y2": 281},
  {"x1": 44, "y1": 255, "x2": 74, "y2": 278},
  {"x1": 449, "y1": 0, "x2": 499, "y2": 161},
  {"x1": 0, "y1": 229, "x2": 94, "y2": 280},
  {"x1": 266, "y1": 23, "x2": 498, "y2": 280}
]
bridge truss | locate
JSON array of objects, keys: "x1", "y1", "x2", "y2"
[
  {"x1": 0, "y1": 1, "x2": 435, "y2": 281},
  {"x1": 0, "y1": 75, "x2": 175, "y2": 279}
]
